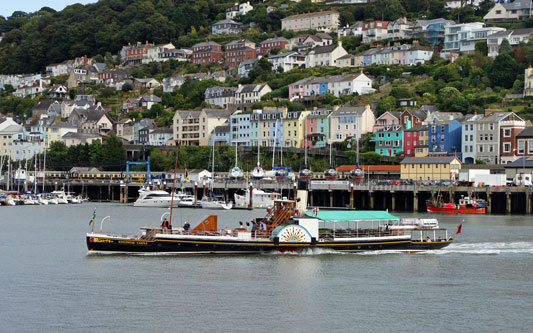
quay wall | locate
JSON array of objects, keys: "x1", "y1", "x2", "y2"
[{"x1": 24, "y1": 180, "x2": 533, "y2": 215}]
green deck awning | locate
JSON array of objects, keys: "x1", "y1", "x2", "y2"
[{"x1": 305, "y1": 210, "x2": 399, "y2": 222}]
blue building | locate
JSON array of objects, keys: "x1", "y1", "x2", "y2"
[
  {"x1": 229, "y1": 111, "x2": 251, "y2": 146},
  {"x1": 210, "y1": 124, "x2": 230, "y2": 146},
  {"x1": 428, "y1": 118, "x2": 462, "y2": 157}
]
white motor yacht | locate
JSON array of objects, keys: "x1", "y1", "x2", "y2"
[
  {"x1": 134, "y1": 190, "x2": 185, "y2": 207},
  {"x1": 234, "y1": 189, "x2": 281, "y2": 209}
]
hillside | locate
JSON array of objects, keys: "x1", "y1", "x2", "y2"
[{"x1": 0, "y1": 0, "x2": 494, "y2": 74}]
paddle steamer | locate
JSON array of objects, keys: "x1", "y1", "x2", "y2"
[{"x1": 87, "y1": 192, "x2": 453, "y2": 254}]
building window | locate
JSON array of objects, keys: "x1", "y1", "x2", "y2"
[
  {"x1": 503, "y1": 143, "x2": 511, "y2": 152},
  {"x1": 518, "y1": 140, "x2": 525, "y2": 154},
  {"x1": 503, "y1": 129, "x2": 511, "y2": 137}
]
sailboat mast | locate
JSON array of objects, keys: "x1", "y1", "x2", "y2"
[
  {"x1": 356, "y1": 137, "x2": 360, "y2": 166},
  {"x1": 34, "y1": 153, "x2": 37, "y2": 194},
  {"x1": 257, "y1": 139, "x2": 260, "y2": 167},
  {"x1": 211, "y1": 128, "x2": 215, "y2": 174},
  {"x1": 42, "y1": 139, "x2": 47, "y2": 193},
  {"x1": 329, "y1": 140, "x2": 332, "y2": 166},
  {"x1": 304, "y1": 139, "x2": 308, "y2": 166}
]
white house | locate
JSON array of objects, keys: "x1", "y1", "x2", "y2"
[
  {"x1": 162, "y1": 75, "x2": 185, "y2": 93},
  {"x1": 388, "y1": 17, "x2": 411, "y2": 40},
  {"x1": 487, "y1": 28, "x2": 533, "y2": 58},
  {"x1": 226, "y1": 2, "x2": 253, "y2": 20},
  {"x1": 234, "y1": 84, "x2": 272, "y2": 106},
  {"x1": 305, "y1": 42, "x2": 347, "y2": 68},
  {"x1": 204, "y1": 86, "x2": 237, "y2": 108},
  {"x1": 148, "y1": 128, "x2": 174, "y2": 146},
  {"x1": 484, "y1": 0, "x2": 532, "y2": 22},
  {"x1": 337, "y1": 22, "x2": 363, "y2": 38},
  {"x1": 443, "y1": 22, "x2": 505, "y2": 55},
  {"x1": 268, "y1": 52, "x2": 306, "y2": 72},
  {"x1": 408, "y1": 43, "x2": 434, "y2": 65}
]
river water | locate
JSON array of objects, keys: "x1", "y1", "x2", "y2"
[{"x1": 1, "y1": 203, "x2": 532, "y2": 332}]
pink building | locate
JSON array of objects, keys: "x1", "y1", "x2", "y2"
[
  {"x1": 373, "y1": 111, "x2": 401, "y2": 133},
  {"x1": 289, "y1": 78, "x2": 306, "y2": 100},
  {"x1": 305, "y1": 108, "x2": 331, "y2": 148}
]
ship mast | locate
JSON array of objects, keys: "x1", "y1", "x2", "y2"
[{"x1": 169, "y1": 142, "x2": 180, "y2": 227}]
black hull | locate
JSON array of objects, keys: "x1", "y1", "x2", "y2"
[{"x1": 87, "y1": 236, "x2": 452, "y2": 254}]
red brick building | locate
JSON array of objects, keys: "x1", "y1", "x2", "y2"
[
  {"x1": 400, "y1": 109, "x2": 426, "y2": 127},
  {"x1": 500, "y1": 113, "x2": 526, "y2": 164},
  {"x1": 258, "y1": 37, "x2": 289, "y2": 56},
  {"x1": 124, "y1": 42, "x2": 153, "y2": 65},
  {"x1": 191, "y1": 41, "x2": 223, "y2": 65}
]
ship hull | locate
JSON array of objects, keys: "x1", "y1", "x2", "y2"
[
  {"x1": 87, "y1": 235, "x2": 452, "y2": 254},
  {"x1": 426, "y1": 204, "x2": 486, "y2": 214}
]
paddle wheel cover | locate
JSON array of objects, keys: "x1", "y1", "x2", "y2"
[{"x1": 276, "y1": 225, "x2": 312, "y2": 243}]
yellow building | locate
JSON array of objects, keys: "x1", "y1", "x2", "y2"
[
  {"x1": 283, "y1": 110, "x2": 310, "y2": 148},
  {"x1": 400, "y1": 156, "x2": 461, "y2": 180},
  {"x1": 525, "y1": 66, "x2": 533, "y2": 97}
]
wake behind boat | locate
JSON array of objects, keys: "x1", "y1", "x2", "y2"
[{"x1": 87, "y1": 193, "x2": 453, "y2": 254}]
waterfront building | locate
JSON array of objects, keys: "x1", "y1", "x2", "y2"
[
  {"x1": 373, "y1": 111, "x2": 401, "y2": 133},
  {"x1": 374, "y1": 125, "x2": 404, "y2": 157},
  {"x1": 229, "y1": 111, "x2": 252, "y2": 146},
  {"x1": 305, "y1": 108, "x2": 331, "y2": 148},
  {"x1": 461, "y1": 114, "x2": 483, "y2": 164},
  {"x1": 427, "y1": 118, "x2": 463, "y2": 158},
  {"x1": 400, "y1": 156, "x2": 462, "y2": 180},
  {"x1": 210, "y1": 124, "x2": 230, "y2": 146},
  {"x1": 516, "y1": 126, "x2": 533, "y2": 157},
  {"x1": 500, "y1": 112, "x2": 526, "y2": 164},
  {"x1": 404, "y1": 125, "x2": 428, "y2": 157},
  {"x1": 172, "y1": 110, "x2": 201, "y2": 146},
  {"x1": 198, "y1": 109, "x2": 231, "y2": 146},
  {"x1": 329, "y1": 105, "x2": 375, "y2": 143},
  {"x1": 283, "y1": 110, "x2": 310, "y2": 148}
]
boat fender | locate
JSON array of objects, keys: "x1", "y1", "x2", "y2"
[
  {"x1": 311, "y1": 237, "x2": 317, "y2": 245},
  {"x1": 273, "y1": 237, "x2": 279, "y2": 246}
]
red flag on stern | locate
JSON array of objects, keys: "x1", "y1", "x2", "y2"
[{"x1": 456, "y1": 224, "x2": 462, "y2": 235}]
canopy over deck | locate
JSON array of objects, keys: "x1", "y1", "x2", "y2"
[{"x1": 305, "y1": 210, "x2": 399, "y2": 222}]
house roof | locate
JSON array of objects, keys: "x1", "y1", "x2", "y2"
[
  {"x1": 309, "y1": 43, "x2": 340, "y2": 55},
  {"x1": 337, "y1": 165, "x2": 401, "y2": 172},
  {"x1": 517, "y1": 126, "x2": 533, "y2": 138},
  {"x1": 62, "y1": 132, "x2": 100, "y2": 139},
  {"x1": 214, "y1": 19, "x2": 241, "y2": 26},
  {"x1": 260, "y1": 37, "x2": 289, "y2": 45},
  {"x1": 400, "y1": 156, "x2": 460, "y2": 164},
  {"x1": 405, "y1": 124, "x2": 428, "y2": 132},
  {"x1": 150, "y1": 128, "x2": 173, "y2": 134},
  {"x1": 236, "y1": 83, "x2": 269, "y2": 93},
  {"x1": 505, "y1": 156, "x2": 533, "y2": 168},
  {"x1": 403, "y1": 109, "x2": 427, "y2": 121},
  {"x1": 315, "y1": 32, "x2": 333, "y2": 40},
  {"x1": 331, "y1": 106, "x2": 370, "y2": 117},
  {"x1": 282, "y1": 10, "x2": 339, "y2": 21}
]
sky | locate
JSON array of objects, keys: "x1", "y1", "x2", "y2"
[{"x1": 1, "y1": 0, "x2": 95, "y2": 18}]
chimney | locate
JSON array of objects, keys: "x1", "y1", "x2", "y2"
[
  {"x1": 413, "y1": 40, "x2": 419, "y2": 45},
  {"x1": 333, "y1": 105, "x2": 340, "y2": 111}
]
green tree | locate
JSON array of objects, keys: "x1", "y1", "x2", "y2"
[
  {"x1": 102, "y1": 135, "x2": 126, "y2": 169},
  {"x1": 499, "y1": 39, "x2": 512, "y2": 55},
  {"x1": 487, "y1": 52, "x2": 520, "y2": 89}
]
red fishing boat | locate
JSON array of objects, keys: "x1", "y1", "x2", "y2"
[{"x1": 426, "y1": 195, "x2": 487, "y2": 214}]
